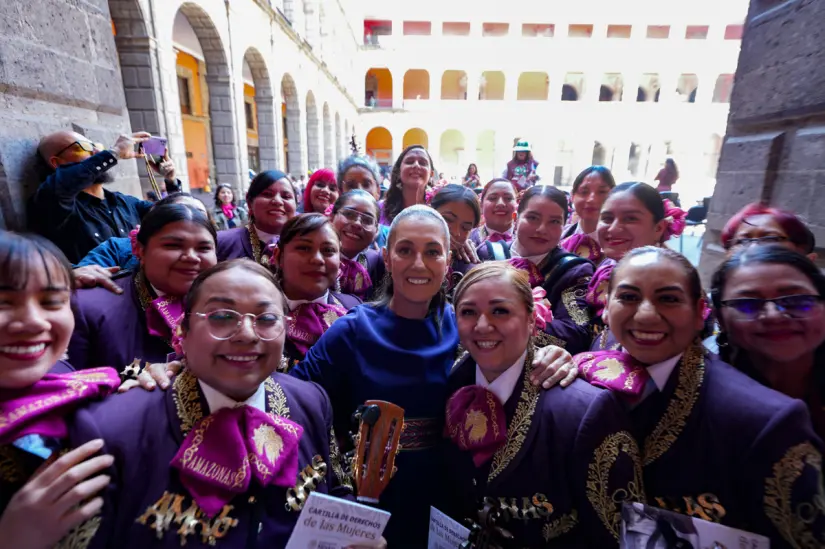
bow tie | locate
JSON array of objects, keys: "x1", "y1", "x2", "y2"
[
  {"x1": 286, "y1": 302, "x2": 348, "y2": 356},
  {"x1": 338, "y1": 257, "x2": 373, "y2": 299},
  {"x1": 487, "y1": 232, "x2": 512, "y2": 244},
  {"x1": 171, "y1": 405, "x2": 303, "y2": 517},
  {"x1": 508, "y1": 257, "x2": 545, "y2": 288},
  {"x1": 445, "y1": 385, "x2": 508, "y2": 467}
]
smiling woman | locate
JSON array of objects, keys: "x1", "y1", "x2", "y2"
[
  {"x1": 443, "y1": 262, "x2": 641, "y2": 546},
  {"x1": 330, "y1": 190, "x2": 384, "y2": 299},
  {"x1": 69, "y1": 204, "x2": 218, "y2": 370},
  {"x1": 582, "y1": 245, "x2": 825, "y2": 547},
  {"x1": 712, "y1": 245, "x2": 825, "y2": 439},
  {"x1": 66, "y1": 260, "x2": 359, "y2": 548},
  {"x1": 270, "y1": 213, "x2": 362, "y2": 370},
  {"x1": 216, "y1": 170, "x2": 298, "y2": 264},
  {"x1": 289, "y1": 205, "x2": 457, "y2": 547},
  {"x1": 303, "y1": 169, "x2": 339, "y2": 215},
  {"x1": 476, "y1": 186, "x2": 596, "y2": 354}
]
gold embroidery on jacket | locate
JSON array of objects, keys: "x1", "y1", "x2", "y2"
[
  {"x1": 136, "y1": 490, "x2": 239, "y2": 545},
  {"x1": 286, "y1": 455, "x2": 328, "y2": 511},
  {"x1": 488, "y1": 349, "x2": 538, "y2": 482},
  {"x1": 173, "y1": 370, "x2": 201, "y2": 436},
  {"x1": 56, "y1": 516, "x2": 101, "y2": 549},
  {"x1": 542, "y1": 509, "x2": 579, "y2": 541},
  {"x1": 329, "y1": 428, "x2": 353, "y2": 490},
  {"x1": 0, "y1": 445, "x2": 24, "y2": 484},
  {"x1": 653, "y1": 493, "x2": 726, "y2": 523},
  {"x1": 173, "y1": 371, "x2": 291, "y2": 437},
  {"x1": 248, "y1": 226, "x2": 265, "y2": 265},
  {"x1": 534, "y1": 332, "x2": 567, "y2": 349},
  {"x1": 643, "y1": 344, "x2": 704, "y2": 466},
  {"x1": 561, "y1": 286, "x2": 591, "y2": 326},
  {"x1": 586, "y1": 431, "x2": 645, "y2": 540},
  {"x1": 764, "y1": 442, "x2": 825, "y2": 549}
]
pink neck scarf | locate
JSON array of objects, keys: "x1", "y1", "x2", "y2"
[
  {"x1": 0, "y1": 368, "x2": 121, "y2": 444},
  {"x1": 445, "y1": 385, "x2": 508, "y2": 467},
  {"x1": 286, "y1": 302, "x2": 348, "y2": 356},
  {"x1": 221, "y1": 203, "x2": 236, "y2": 220},
  {"x1": 561, "y1": 233, "x2": 604, "y2": 264},
  {"x1": 586, "y1": 262, "x2": 615, "y2": 317},
  {"x1": 171, "y1": 405, "x2": 303, "y2": 517},
  {"x1": 338, "y1": 257, "x2": 372, "y2": 299},
  {"x1": 146, "y1": 295, "x2": 184, "y2": 344},
  {"x1": 508, "y1": 257, "x2": 545, "y2": 288},
  {"x1": 574, "y1": 350, "x2": 650, "y2": 398}
]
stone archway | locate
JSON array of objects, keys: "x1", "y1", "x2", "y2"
[
  {"x1": 305, "y1": 91, "x2": 321, "y2": 170},
  {"x1": 243, "y1": 48, "x2": 278, "y2": 174},
  {"x1": 110, "y1": 0, "x2": 179, "y2": 189},
  {"x1": 281, "y1": 74, "x2": 303, "y2": 176},
  {"x1": 173, "y1": 2, "x2": 242, "y2": 189}
]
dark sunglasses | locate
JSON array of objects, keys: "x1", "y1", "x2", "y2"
[
  {"x1": 721, "y1": 294, "x2": 823, "y2": 319},
  {"x1": 54, "y1": 140, "x2": 104, "y2": 159}
]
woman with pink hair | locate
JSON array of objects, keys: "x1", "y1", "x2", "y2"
[{"x1": 302, "y1": 168, "x2": 339, "y2": 215}]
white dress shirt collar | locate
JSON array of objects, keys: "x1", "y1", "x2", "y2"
[
  {"x1": 199, "y1": 379, "x2": 267, "y2": 414},
  {"x1": 486, "y1": 225, "x2": 513, "y2": 238},
  {"x1": 573, "y1": 222, "x2": 600, "y2": 243},
  {"x1": 509, "y1": 244, "x2": 549, "y2": 266},
  {"x1": 646, "y1": 353, "x2": 684, "y2": 391},
  {"x1": 254, "y1": 226, "x2": 277, "y2": 245},
  {"x1": 475, "y1": 350, "x2": 527, "y2": 406},
  {"x1": 286, "y1": 291, "x2": 329, "y2": 312}
]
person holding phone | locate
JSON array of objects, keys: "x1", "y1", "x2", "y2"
[{"x1": 28, "y1": 130, "x2": 181, "y2": 263}]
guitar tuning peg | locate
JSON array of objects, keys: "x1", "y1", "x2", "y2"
[{"x1": 391, "y1": 465, "x2": 398, "y2": 478}]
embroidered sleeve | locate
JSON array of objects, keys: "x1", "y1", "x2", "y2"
[
  {"x1": 585, "y1": 431, "x2": 645, "y2": 541},
  {"x1": 764, "y1": 441, "x2": 825, "y2": 548},
  {"x1": 740, "y1": 399, "x2": 825, "y2": 548},
  {"x1": 561, "y1": 277, "x2": 592, "y2": 327}
]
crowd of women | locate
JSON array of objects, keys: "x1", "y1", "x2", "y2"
[{"x1": 1, "y1": 142, "x2": 824, "y2": 549}]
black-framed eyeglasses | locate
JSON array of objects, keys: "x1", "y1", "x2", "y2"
[
  {"x1": 730, "y1": 235, "x2": 788, "y2": 248},
  {"x1": 193, "y1": 309, "x2": 290, "y2": 340},
  {"x1": 337, "y1": 207, "x2": 377, "y2": 227},
  {"x1": 721, "y1": 295, "x2": 823, "y2": 320},
  {"x1": 54, "y1": 140, "x2": 104, "y2": 159}
]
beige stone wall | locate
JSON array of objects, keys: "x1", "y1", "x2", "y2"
[
  {"x1": 699, "y1": 0, "x2": 825, "y2": 282},
  {"x1": 0, "y1": 0, "x2": 360, "y2": 230}
]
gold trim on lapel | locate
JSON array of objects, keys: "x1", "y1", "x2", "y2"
[
  {"x1": 764, "y1": 441, "x2": 825, "y2": 549},
  {"x1": 172, "y1": 370, "x2": 291, "y2": 438},
  {"x1": 487, "y1": 349, "x2": 539, "y2": 483},
  {"x1": 642, "y1": 344, "x2": 705, "y2": 466},
  {"x1": 248, "y1": 226, "x2": 266, "y2": 265}
]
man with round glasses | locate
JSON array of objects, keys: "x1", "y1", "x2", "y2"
[{"x1": 28, "y1": 130, "x2": 181, "y2": 264}]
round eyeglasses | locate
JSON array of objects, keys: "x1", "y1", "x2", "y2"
[
  {"x1": 720, "y1": 295, "x2": 823, "y2": 320},
  {"x1": 193, "y1": 309, "x2": 289, "y2": 341}
]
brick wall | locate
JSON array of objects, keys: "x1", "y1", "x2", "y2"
[
  {"x1": 0, "y1": 0, "x2": 138, "y2": 231},
  {"x1": 699, "y1": 0, "x2": 825, "y2": 281}
]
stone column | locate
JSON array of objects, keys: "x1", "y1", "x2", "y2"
[
  {"x1": 206, "y1": 73, "x2": 243, "y2": 188},
  {"x1": 392, "y1": 66, "x2": 404, "y2": 108}
]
